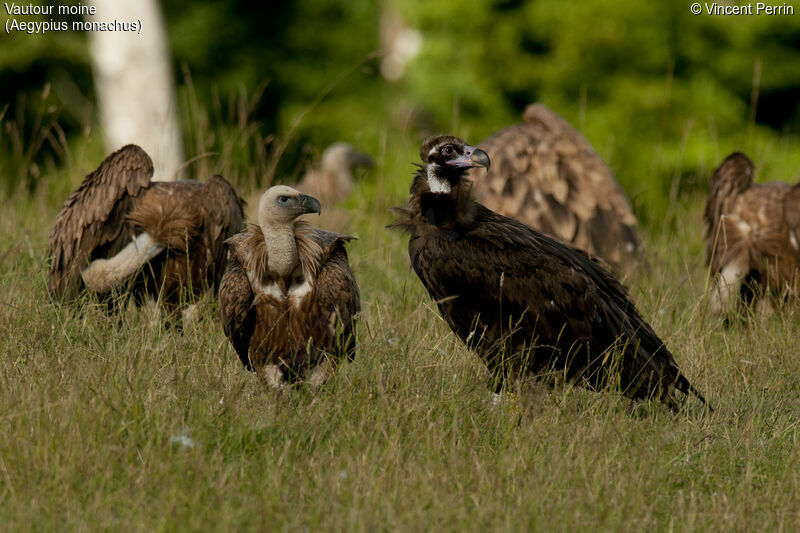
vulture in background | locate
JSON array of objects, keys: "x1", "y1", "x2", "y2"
[
  {"x1": 219, "y1": 186, "x2": 360, "y2": 388},
  {"x1": 704, "y1": 152, "x2": 800, "y2": 314},
  {"x1": 471, "y1": 104, "x2": 640, "y2": 271},
  {"x1": 296, "y1": 142, "x2": 374, "y2": 207},
  {"x1": 391, "y1": 135, "x2": 708, "y2": 410},
  {"x1": 48, "y1": 144, "x2": 245, "y2": 316}
]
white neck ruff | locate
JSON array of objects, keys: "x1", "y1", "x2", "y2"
[{"x1": 426, "y1": 164, "x2": 451, "y2": 194}]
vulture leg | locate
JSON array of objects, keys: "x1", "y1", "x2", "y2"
[
  {"x1": 258, "y1": 363, "x2": 287, "y2": 390},
  {"x1": 710, "y1": 257, "x2": 750, "y2": 315},
  {"x1": 306, "y1": 357, "x2": 333, "y2": 388},
  {"x1": 80, "y1": 233, "x2": 164, "y2": 293},
  {"x1": 181, "y1": 303, "x2": 200, "y2": 328}
]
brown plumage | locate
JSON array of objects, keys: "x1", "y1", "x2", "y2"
[
  {"x1": 704, "y1": 152, "x2": 800, "y2": 313},
  {"x1": 470, "y1": 104, "x2": 640, "y2": 271},
  {"x1": 48, "y1": 144, "x2": 245, "y2": 313},
  {"x1": 219, "y1": 186, "x2": 360, "y2": 387},
  {"x1": 295, "y1": 142, "x2": 373, "y2": 207},
  {"x1": 392, "y1": 135, "x2": 707, "y2": 409}
]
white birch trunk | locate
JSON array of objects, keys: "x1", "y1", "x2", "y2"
[{"x1": 87, "y1": 0, "x2": 184, "y2": 180}]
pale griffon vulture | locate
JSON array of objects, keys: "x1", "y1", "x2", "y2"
[{"x1": 219, "y1": 186, "x2": 360, "y2": 388}]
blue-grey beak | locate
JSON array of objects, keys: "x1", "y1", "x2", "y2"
[
  {"x1": 299, "y1": 193, "x2": 321, "y2": 215},
  {"x1": 446, "y1": 145, "x2": 491, "y2": 170}
]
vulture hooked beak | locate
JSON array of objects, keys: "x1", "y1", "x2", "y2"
[
  {"x1": 299, "y1": 193, "x2": 322, "y2": 215},
  {"x1": 446, "y1": 145, "x2": 491, "y2": 171},
  {"x1": 349, "y1": 151, "x2": 375, "y2": 168}
]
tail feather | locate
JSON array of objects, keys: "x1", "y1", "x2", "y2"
[{"x1": 675, "y1": 373, "x2": 713, "y2": 412}]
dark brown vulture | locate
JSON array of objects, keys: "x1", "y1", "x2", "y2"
[
  {"x1": 295, "y1": 142, "x2": 373, "y2": 207},
  {"x1": 470, "y1": 104, "x2": 640, "y2": 271},
  {"x1": 48, "y1": 144, "x2": 245, "y2": 316},
  {"x1": 392, "y1": 135, "x2": 708, "y2": 409},
  {"x1": 704, "y1": 152, "x2": 800, "y2": 314},
  {"x1": 218, "y1": 186, "x2": 360, "y2": 387}
]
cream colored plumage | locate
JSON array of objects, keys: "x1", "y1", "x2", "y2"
[{"x1": 219, "y1": 186, "x2": 360, "y2": 387}]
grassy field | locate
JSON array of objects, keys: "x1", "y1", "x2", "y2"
[{"x1": 2, "y1": 156, "x2": 800, "y2": 531}]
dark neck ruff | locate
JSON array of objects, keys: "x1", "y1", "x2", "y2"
[{"x1": 414, "y1": 168, "x2": 476, "y2": 231}]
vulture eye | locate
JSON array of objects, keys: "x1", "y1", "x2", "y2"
[
  {"x1": 441, "y1": 145, "x2": 455, "y2": 157},
  {"x1": 278, "y1": 195, "x2": 289, "y2": 203}
]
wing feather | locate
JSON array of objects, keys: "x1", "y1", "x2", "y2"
[
  {"x1": 219, "y1": 234, "x2": 256, "y2": 370},
  {"x1": 313, "y1": 239, "x2": 360, "y2": 361},
  {"x1": 472, "y1": 104, "x2": 639, "y2": 270},
  {"x1": 410, "y1": 205, "x2": 699, "y2": 403},
  {"x1": 125, "y1": 182, "x2": 204, "y2": 251},
  {"x1": 783, "y1": 184, "x2": 800, "y2": 246},
  {"x1": 703, "y1": 152, "x2": 756, "y2": 272},
  {"x1": 48, "y1": 145, "x2": 153, "y2": 300},
  {"x1": 201, "y1": 175, "x2": 246, "y2": 264}
]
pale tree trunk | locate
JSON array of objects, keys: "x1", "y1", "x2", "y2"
[
  {"x1": 379, "y1": 0, "x2": 422, "y2": 82},
  {"x1": 87, "y1": 0, "x2": 184, "y2": 181}
]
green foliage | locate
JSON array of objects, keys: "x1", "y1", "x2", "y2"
[
  {"x1": 3, "y1": 179, "x2": 800, "y2": 529},
  {"x1": 3, "y1": 0, "x2": 800, "y2": 220},
  {"x1": 5, "y1": 4, "x2": 800, "y2": 528},
  {"x1": 399, "y1": 0, "x2": 800, "y2": 224},
  {"x1": 0, "y1": 6, "x2": 94, "y2": 192},
  {"x1": 164, "y1": 0, "x2": 387, "y2": 183}
]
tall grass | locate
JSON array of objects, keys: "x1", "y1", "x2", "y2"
[
  {"x1": 0, "y1": 84, "x2": 72, "y2": 194},
  {"x1": 179, "y1": 68, "x2": 275, "y2": 190},
  {"x1": 176, "y1": 54, "x2": 381, "y2": 192},
  {"x1": 3, "y1": 76, "x2": 800, "y2": 529},
  {"x1": 2, "y1": 129, "x2": 800, "y2": 529}
]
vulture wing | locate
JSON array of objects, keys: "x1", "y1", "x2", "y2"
[
  {"x1": 310, "y1": 230, "x2": 360, "y2": 361},
  {"x1": 703, "y1": 152, "x2": 756, "y2": 273},
  {"x1": 219, "y1": 229, "x2": 359, "y2": 372},
  {"x1": 472, "y1": 104, "x2": 639, "y2": 270},
  {"x1": 410, "y1": 204, "x2": 700, "y2": 404},
  {"x1": 784, "y1": 184, "x2": 800, "y2": 253},
  {"x1": 48, "y1": 144, "x2": 153, "y2": 301},
  {"x1": 201, "y1": 175, "x2": 246, "y2": 270},
  {"x1": 219, "y1": 234, "x2": 256, "y2": 370}
]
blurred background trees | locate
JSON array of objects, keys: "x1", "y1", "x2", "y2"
[{"x1": 2, "y1": 0, "x2": 800, "y2": 223}]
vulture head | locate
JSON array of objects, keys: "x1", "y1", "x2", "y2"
[
  {"x1": 258, "y1": 185, "x2": 322, "y2": 227},
  {"x1": 322, "y1": 142, "x2": 374, "y2": 174},
  {"x1": 420, "y1": 135, "x2": 490, "y2": 194}
]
